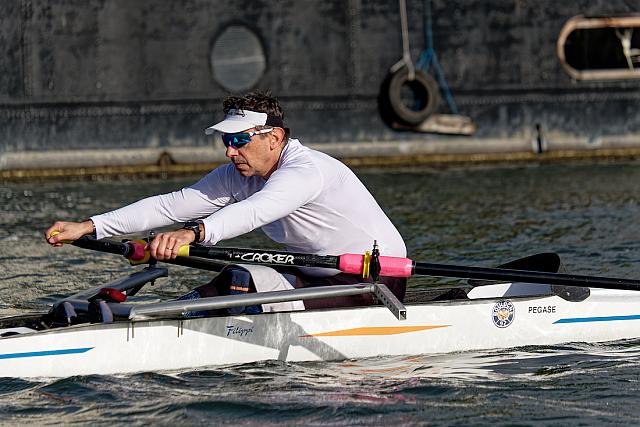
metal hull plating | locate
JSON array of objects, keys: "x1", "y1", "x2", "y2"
[
  {"x1": 1, "y1": 288, "x2": 639, "y2": 378},
  {"x1": 3, "y1": 0, "x2": 640, "y2": 178}
]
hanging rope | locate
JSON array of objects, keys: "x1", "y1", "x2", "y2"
[
  {"x1": 416, "y1": 0, "x2": 459, "y2": 114},
  {"x1": 390, "y1": 0, "x2": 416, "y2": 80}
]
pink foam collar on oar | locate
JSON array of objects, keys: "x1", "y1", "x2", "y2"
[
  {"x1": 339, "y1": 254, "x2": 413, "y2": 277},
  {"x1": 126, "y1": 240, "x2": 150, "y2": 263}
]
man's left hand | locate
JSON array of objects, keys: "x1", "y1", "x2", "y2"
[{"x1": 147, "y1": 230, "x2": 195, "y2": 260}]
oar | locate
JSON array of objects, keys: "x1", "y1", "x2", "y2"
[
  {"x1": 56, "y1": 236, "x2": 405, "y2": 319},
  {"x1": 62, "y1": 235, "x2": 227, "y2": 272},
  {"x1": 63, "y1": 236, "x2": 640, "y2": 291},
  {"x1": 177, "y1": 244, "x2": 640, "y2": 292}
]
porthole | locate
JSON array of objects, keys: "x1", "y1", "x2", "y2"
[
  {"x1": 211, "y1": 25, "x2": 266, "y2": 92},
  {"x1": 558, "y1": 15, "x2": 640, "y2": 80}
]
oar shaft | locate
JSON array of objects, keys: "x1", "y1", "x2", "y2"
[
  {"x1": 65, "y1": 238, "x2": 640, "y2": 292},
  {"x1": 163, "y1": 256, "x2": 227, "y2": 272},
  {"x1": 70, "y1": 236, "x2": 135, "y2": 257},
  {"x1": 66, "y1": 236, "x2": 150, "y2": 264},
  {"x1": 413, "y1": 262, "x2": 640, "y2": 291},
  {"x1": 185, "y1": 246, "x2": 340, "y2": 270}
]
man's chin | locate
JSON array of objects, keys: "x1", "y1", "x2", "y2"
[{"x1": 234, "y1": 163, "x2": 254, "y2": 176}]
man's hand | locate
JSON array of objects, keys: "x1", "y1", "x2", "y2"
[
  {"x1": 45, "y1": 220, "x2": 94, "y2": 247},
  {"x1": 147, "y1": 229, "x2": 196, "y2": 260}
]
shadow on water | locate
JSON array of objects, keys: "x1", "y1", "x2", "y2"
[{"x1": 1, "y1": 161, "x2": 640, "y2": 424}]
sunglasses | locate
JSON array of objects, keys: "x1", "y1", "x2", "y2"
[{"x1": 221, "y1": 128, "x2": 273, "y2": 149}]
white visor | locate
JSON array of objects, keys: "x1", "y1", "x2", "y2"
[{"x1": 204, "y1": 109, "x2": 268, "y2": 135}]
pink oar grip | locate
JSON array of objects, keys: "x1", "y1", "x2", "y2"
[
  {"x1": 339, "y1": 254, "x2": 413, "y2": 277},
  {"x1": 127, "y1": 241, "x2": 148, "y2": 261}
]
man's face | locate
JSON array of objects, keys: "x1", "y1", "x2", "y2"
[{"x1": 224, "y1": 128, "x2": 281, "y2": 178}]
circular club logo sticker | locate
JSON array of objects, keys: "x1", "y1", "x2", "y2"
[{"x1": 492, "y1": 300, "x2": 515, "y2": 328}]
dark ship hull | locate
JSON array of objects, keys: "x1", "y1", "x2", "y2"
[{"x1": 1, "y1": 0, "x2": 640, "y2": 178}]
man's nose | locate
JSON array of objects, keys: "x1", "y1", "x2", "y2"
[{"x1": 225, "y1": 146, "x2": 238, "y2": 158}]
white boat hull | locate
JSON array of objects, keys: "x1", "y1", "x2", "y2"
[{"x1": 1, "y1": 287, "x2": 639, "y2": 378}]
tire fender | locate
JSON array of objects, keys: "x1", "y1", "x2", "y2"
[{"x1": 379, "y1": 67, "x2": 441, "y2": 126}]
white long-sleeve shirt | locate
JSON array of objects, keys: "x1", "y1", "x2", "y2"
[{"x1": 92, "y1": 139, "x2": 406, "y2": 264}]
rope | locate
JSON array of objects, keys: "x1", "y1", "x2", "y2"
[
  {"x1": 416, "y1": 0, "x2": 458, "y2": 114},
  {"x1": 389, "y1": 0, "x2": 459, "y2": 114},
  {"x1": 391, "y1": 0, "x2": 416, "y2": 80}
]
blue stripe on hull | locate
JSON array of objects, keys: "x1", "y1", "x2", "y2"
[
  {"x1": 554, "y1": 314, "x2": 640, "y2": 324},
  {"x1": 0, "y1": 347, "x2": 93, "y2": 360}
]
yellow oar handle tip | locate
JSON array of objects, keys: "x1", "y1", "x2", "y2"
[
  {"x1": 177, "y1": 245, "x2": 190, "y2": 257},
  {"x1": 48, "y1": 230, "x2": 73, "y2": 244}
]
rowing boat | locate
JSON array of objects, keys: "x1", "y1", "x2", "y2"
[{"x1": 1, "y1": 238, "x2": 640, "y2": 378}]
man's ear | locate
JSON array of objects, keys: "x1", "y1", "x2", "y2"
[{"x1": 269, "y1": 127, "x2": 286, "y2": 149}]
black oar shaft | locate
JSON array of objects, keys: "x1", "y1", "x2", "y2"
[
  {"x1": 413, "y1": 262, "x2": 640, "y2": 291},
  {"x1": 163, "y1": 257, "x2": 227, "y2": 272},
  {"x1": 187, "y1": 246, "x2": 340, "y2": 270},
  {"x1": 70, "y1": 236, "x2": 134, "y2": 257},
  {"x1": 66, "y1": 237, "x2": 640, "y2": 292}
]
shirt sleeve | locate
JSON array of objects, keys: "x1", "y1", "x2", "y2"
[
  {"x1": 201, "y1": 162, "x2": 323, "y2": 244},
  {"x1": 91, "y1": 166, "x2": 235, "y2": 239}
]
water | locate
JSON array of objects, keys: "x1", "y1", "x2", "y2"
[{"x1": 1, "y1": 160, "x2": 640, "y2": 425}]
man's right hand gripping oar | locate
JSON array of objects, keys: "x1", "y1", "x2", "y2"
[
  {"x1": 45, "y1": 220, "x2": 200, "y2": 262},
  {"x1": 45, "y1": 220, "x2": 95, "y2": 247}
]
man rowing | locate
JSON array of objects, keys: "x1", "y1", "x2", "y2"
[{"x1": 46, "y1": 91, "x2": 407, "y2": 312}]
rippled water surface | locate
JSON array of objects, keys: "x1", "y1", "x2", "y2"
[{"x1": 1, "y1": 160, "x2": 640, "y2": 425}]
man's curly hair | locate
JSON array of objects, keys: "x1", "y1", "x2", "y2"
[
  {"x1": 222, "y1": 90, "x2": 290, "y2": 140},
  {"x1": 223, "y1": 90, "x2": 283, "y2": 118}
]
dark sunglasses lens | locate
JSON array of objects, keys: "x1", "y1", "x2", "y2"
[{"x1": 221, "y1": 133, "x2": 251, "y2": 148}]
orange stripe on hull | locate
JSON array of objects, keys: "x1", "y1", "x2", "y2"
[{"x1": 301, "y1": 325, "x2": 449, "y2": 337}]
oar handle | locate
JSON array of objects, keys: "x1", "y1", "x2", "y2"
[
  {"x1": 54, "y1": 235, "x2": 149, "y2": 262},
  {"x1": 48, "y1": 231, "x2": 74, "y2": 245}
]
